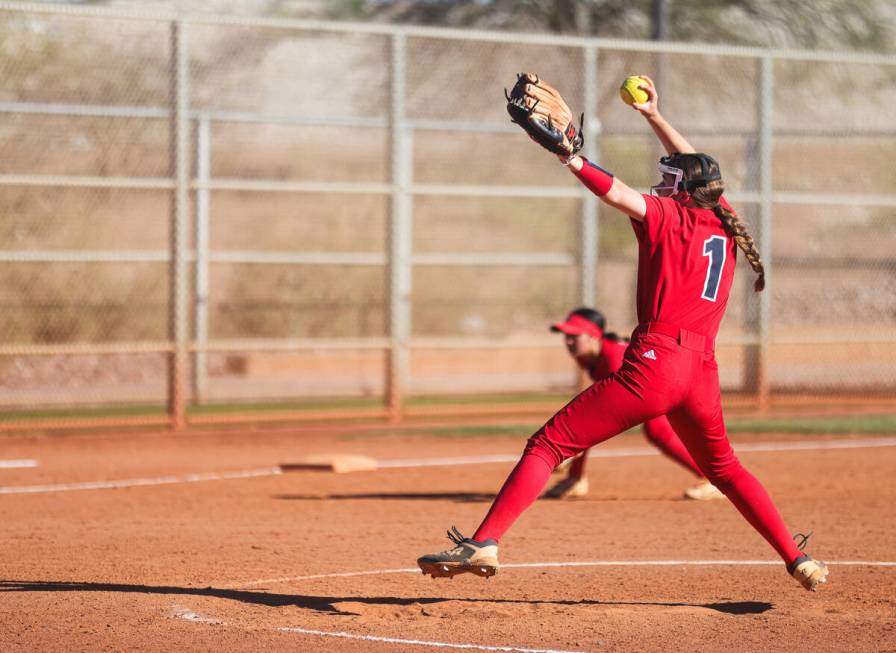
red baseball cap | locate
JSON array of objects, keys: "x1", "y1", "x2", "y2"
[{"x1": 550, "y1": 311, "x2": 604, "y2": 339}]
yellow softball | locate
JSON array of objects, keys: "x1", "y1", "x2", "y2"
[{"x1": 619, "y1": 76, "x2": 649, "y2": 105}]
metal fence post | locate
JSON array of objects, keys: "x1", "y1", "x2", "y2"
[
  {"x1": 168, "y1": 18, "x2": 191, "y2": 429},
  {"x1": 579, "y1": 44, "x2": 599, "y2": 308},
  {"x1": 386, "y1": 33, "x2": 412, "y2": 423},
  {"x1": 193, "y1": 114, "x2": 211, "y2": 404},
  {"x1": 743, "y1": 59, "x2": 761, "y2": 400},
  {"x1": 756, "y1": 56, "x2": 774, "y2": 411}
]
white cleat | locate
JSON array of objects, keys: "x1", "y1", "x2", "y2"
[
  {"x1": 683, "y1": 479, "x2": 725, "y2": 501},
  {"x1": 545, "y1": 475, "x2": 589, "y2": 499},
  {"x1": 417, "y1": 527, "x2": 499, "y2": 579},
  {"x1": 788, "y1": 555, "x2": 829, "y2": 591}
]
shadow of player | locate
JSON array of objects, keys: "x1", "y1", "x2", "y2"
[{"x1": 0, "y1": 580, "x2": 773, "y2": 616}]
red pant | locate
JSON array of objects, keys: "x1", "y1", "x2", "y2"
[
  {"x1": 570, "y1": 414, "x2": 703, "y2": 479},
  {"x1": 530, "y1": 330, "x2": 724, "y2": 465},
  {"x1": 474, "y1": 326, "x2": 804, "y2": 564}
]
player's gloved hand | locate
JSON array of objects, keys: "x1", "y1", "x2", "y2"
[
  {"x1": 505, "y1": 73, "x2": 584, "y2": 158},
  {"x1": 629, "y1": 74, "x2": 659, "y2": 118}
]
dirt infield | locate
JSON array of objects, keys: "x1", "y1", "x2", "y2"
[{"x1": 1, "y1": 427, "x2": 895, "y2": 652}]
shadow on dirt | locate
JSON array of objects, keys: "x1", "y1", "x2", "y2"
[{"x1": 0, "y1": 580, "x2": 773, "y2": 616}]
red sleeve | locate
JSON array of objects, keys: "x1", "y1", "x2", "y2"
[
  {"x1": 719, "y1": 195, "x2": 733, "y2": 212},
  {"x1": 632, "y1": 194, "x2": 671, "y2": 246}
]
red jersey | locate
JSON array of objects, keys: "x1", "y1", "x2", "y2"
[
  {"x1": 586, "y1": 335, "x2": 628, "y2": 381},
  {"x1": 629, "y1": 195, "x2": 737, "y2": 340}
]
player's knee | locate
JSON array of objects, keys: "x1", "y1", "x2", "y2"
[
  {"x1": 698, "y1": 455, "x2": 743, "y2": 488},
  {"x1": 524, "y1": 431, "x2": 566, "y2": 469}
]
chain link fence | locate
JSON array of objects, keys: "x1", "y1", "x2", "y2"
[{"x1": 1, "y1": 4, "x2": 894, "y2": 429}]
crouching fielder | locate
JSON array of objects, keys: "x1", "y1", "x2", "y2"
[{"x1": 417, "y1": 73, "x2": 828, "y2": 591}]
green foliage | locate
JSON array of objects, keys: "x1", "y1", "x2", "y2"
[{"x1": 321, "y1": 0, "x2": 896, "y2": 52}]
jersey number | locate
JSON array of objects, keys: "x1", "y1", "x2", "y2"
[{"x1": 701, "y1": 236, "x2": 726, "y2": 302}]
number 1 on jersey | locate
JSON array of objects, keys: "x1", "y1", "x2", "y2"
[{"x1": 701, "y1": 236, "x2": 726, "y2": 302}]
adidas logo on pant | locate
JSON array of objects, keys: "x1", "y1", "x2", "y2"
[{"x1": 642, "y1": 349, "x2": 657, "y2": 360}]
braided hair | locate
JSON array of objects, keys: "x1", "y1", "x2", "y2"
[{"x1": 671, "y1": 154, "x2": 766, "y2": 292}]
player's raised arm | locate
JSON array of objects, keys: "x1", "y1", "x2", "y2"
[
  {"x1": 503, "y1": 73, "x2": 646, "y2": 221},
  {"x1": 627, "y1": 75, "x2": 696, "y2": 156},
  {"x1": 562, "y1": 155, "x2": 647, "y2": 221}
]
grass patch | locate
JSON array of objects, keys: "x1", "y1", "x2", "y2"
[
  {"x1": 0, "y1": 404, "x2": 167, "y2": 421},
  {"x1": 1, "y1": 394, "x2": 894, "y2": 439},
  {"x1": 188, "y1": 397, "x2": 382, "y2": 415},
  {"x1": 0, "y1": 397, "x2": 382, "y2": 424},
  {"x1": 342, "y1": 413, "x2": 896, "y2": 441},
  {"x1": 406, "y1": 392, "x2": 571, "y2": 407},
  {"x1": 426, "y1": 424, "x2": 541, "y2": 437},
  {"x1": 0, "y1": 392, "x2": 567, "y2": 424},
  {"x1": 336, "y1": 423, "x2": 547, "y2": 441},
  {"x1": 726, "y1": 414, "x2": 896, "y2": 435}
]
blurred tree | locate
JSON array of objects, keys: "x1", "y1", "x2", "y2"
[{"x1": 321, "y1": 0, "x2": 896, "y2": 52}]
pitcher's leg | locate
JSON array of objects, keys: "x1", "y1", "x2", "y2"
[
  {"x1": 524, "y1": 369, "x2": 667, "y2": 470},
  {"x1": 473, "y1": 374, "x2": 664, "y2": 543},
  {"x1": 666, "y1": 406, "x2": 803, "y2": 564},
  {"x1": 472, "y1": 453, "x2": 553, "y2": 542},
  {"x1": 642, "y1": 415, "x2": 703, "y2": 478}
]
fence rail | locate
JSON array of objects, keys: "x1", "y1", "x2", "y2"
[{"x1": 1, "y1": 2, "x2": 894, "y2": 429}]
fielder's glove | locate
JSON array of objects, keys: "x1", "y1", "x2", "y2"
[{"x1": 505, "y1": 72, "x2": 584, "y2": 157}]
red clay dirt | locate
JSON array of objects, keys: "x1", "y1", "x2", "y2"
[{"x1": 1, "y1": 427, "x2": 894, "y2": 652}]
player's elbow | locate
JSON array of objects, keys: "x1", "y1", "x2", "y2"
[{"x1": 601, "y1": 182, "x2": 646, "y2": 220}]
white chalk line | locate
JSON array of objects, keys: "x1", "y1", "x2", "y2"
[
  {"x1": 276, "y1": 627, "x2": 583, "y2": 653},
  {"x1": 0, "y1": 459, "x2": 38, "y2": 469},
  {"x1": 2, "y1": 435, "x2": 895, "y2": 494},
  {"x1": 377, "y1": 436, "x2": 896, "y2": 468},
  {"x1": 227, "y1": 558, "x2": 896, "y2": 589},
  {"x1": 172, "y1": 606, "x2": 582, "y2": 653},
  {"x1": 0, "y1": 467, "x2": 282, "y2": 494}
]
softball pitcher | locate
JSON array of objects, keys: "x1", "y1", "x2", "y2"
[
  {"x1": 417, "y1": 74, "x2": 828, "y2": 591},
  {"x1": 546, "y1": 306, "x2": 723, "y2": 501}
]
